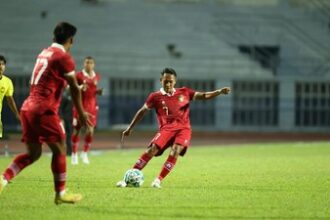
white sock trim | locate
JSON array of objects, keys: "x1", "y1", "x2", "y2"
[
  {"x1": 1, "y1": 175, "x2": 8, "y2": 186},
  {"x1": 58, "y1": 190, "x2": 66, "y2": 196}
]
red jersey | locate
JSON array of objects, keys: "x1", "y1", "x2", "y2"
[
  {"x1": 75, "y1": 70, "x2": 100, "y2": 113},
  {"x1": 145, "y1": 87, "x2": 196, "y2": 130},
  {"x1": 21, "y1": 43, "x2": 75, "y2": 114}
]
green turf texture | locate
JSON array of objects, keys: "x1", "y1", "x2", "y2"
[{"x1": 0, "y1": 142, "x2": 330, "y2": 220}]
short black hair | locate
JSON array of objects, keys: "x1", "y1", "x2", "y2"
[
  {"x1": 0, "y1": 55, "x2": 6, "y2": 64},
  {"x1": 53, "y1": 22, "x2": 77, "y2": 44},
  {"x1": 85, "y1": 56, "x2": 94, "y2": 61},
  {"x1": 161, "y1": 67, "x2": 177, "y2": 77}
]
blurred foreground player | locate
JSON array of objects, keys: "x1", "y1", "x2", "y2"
[
  {"x1": 0, "y1": 22, "x2": 91, "y2": 204},
  {"x1": 117, "y1": 67, "x2": 230, "y2": 188},
  {"x1": 71, "y1": 56, "x2": 102, "y2": 165}
]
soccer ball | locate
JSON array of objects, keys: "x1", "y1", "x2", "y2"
[{"x1": 124, "y1": 169, "x2": 144, "y2": 187}]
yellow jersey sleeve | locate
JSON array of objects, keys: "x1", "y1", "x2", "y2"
[{"x1": 5, "y1": 77, "x2": 14, "y2": 97}]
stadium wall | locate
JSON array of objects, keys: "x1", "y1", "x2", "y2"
[{"x1": 0, "y1": 0, "x2": 329, "y2": 132}]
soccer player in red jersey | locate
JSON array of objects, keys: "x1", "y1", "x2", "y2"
[
  {"x1": 71, "y1": 56, "x2": 102, "y2": 165},
  {"x1": 0, "y1": 22, "x2": 91, "y2": 204},
  {"x1": 117, "y1": 67, "x2": 231, "y2": 188}
]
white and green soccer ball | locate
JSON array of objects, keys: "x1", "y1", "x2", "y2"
[{"x1": 124, "y1": 169, "x2": 144, "y2": 187}]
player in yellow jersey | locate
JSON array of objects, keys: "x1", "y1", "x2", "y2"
[{"x1": 0, "y1": 55, "x2": 20, "y2": 138}]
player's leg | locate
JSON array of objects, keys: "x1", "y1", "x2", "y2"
[
  {"x1": 131, "y1": 130, "x2": 168, "y2": 171},
  {"x1": 81, "y1": 110, "x2": 98, "y2": 164},
  {"x1": 71, "y1": 125, "x2": 81, "y2": 165},
  {"x1": 152, "y1": 128, "x2": 191, "y2": 188},
  {"x1": 48, "y1": 142, "x2": 82, "y2": 204},
  {"x1": 132, "y1": 130, "x2": 175, "y2": 171},
  {"x1": 1, "y1": 143, "x2": 42, "y2": 194},
  {"x1": 116, "y1": 144, "x2": 159, "y2": 187},
  {"x1": 81, "y1": 126, "x2": 94, "y2": 164},
  {"x1": 117, "y1": 130, "x2": 174, "y2": 187},
  {"x1": 152, "y1": 144, "x2": 184, "y2": 188},
  {"x1": 40, "y1": 113, "x2": 81, "y2": 204},
  {"x1": 1, "y1": 110, "x2": 42, "y2": 194},
  {"x1": 133, "y1": 144, "x2": 159, "y2": 170}
]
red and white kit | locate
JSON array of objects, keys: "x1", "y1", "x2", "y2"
[
  {"x1": 145, "y1": 87, "x2": 196, "y2": 156},
  {"x1": 72, "y1": 70, "x2": 100, "y2": 128},
  {"x1": 21, "y1": 43, "x2": 75, "y2": 143}
]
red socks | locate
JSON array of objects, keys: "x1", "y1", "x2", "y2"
[
  {"x1": 51, "y1": 154, "x2": 66, "y2": 193},
  {"x1": 72, "y1": 134, "x2": 93, "y2": 153},
  {"x1": 133, "y1": 153, "x2": 152, "y2": 170},
  {"x1": 71, "y1": 135, "x2": 79, "y2": 154},
  {"x1": 133, "y1": 153, "x2": 178, "y2": 181},
  {"x1": 3, "y1": 153, "x2": 66, "y2": 194},
  {"x1": 3, "y1": 153, "x2": 32, "y2": 181},
  {"x1": 158, "y1": 155, "x2": 177, "y2": 181},
  {"x1": 83, "y1": 134, "x2": 93, "y2": 153}
]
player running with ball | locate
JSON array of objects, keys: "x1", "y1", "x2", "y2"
[{"x1": 117, "y1": 67, "x2": 230, "y2": 188}]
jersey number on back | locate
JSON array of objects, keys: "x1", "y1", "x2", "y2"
[{"x1": 30, "y1": 58, "x2": 48, "y2": 85}]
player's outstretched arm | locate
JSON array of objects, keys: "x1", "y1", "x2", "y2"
[
  {"x1": 64, "y1": 72, "x2": 91, "y2": 127},
  {"x1": 122, "y1": 105, "x2": 149, "y2": 137},
  {"x1": 6, "y1": 96, "x2": 20, "y2": 121},
  {"x1": 194, "y1": 87, "x2": 231, "y2": 100}
]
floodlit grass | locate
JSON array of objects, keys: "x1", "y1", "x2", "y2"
[{"x1": 1, "y1": 142, "x2": 330, "y2": 219}]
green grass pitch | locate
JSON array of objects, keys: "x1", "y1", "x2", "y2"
[{"x1": 0, "y1": 142, "x2": 330, "y2": 219}]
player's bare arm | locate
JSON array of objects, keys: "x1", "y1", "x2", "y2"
[
  {"x1": 194, "y1": 87, "x2": 231, "y2": 100},
  {"x1": 65, "y1": 72, "x2": 91, "y2": 127},
  {"x1": 5, "y1": 96, "x2": 20, "y2": 121},
  {"x1": 122, "y1": 104, "x2": 150, "y2": 137},
  {"x1": 79, "y1": 82, "x2": 88, "y2": 91}
]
